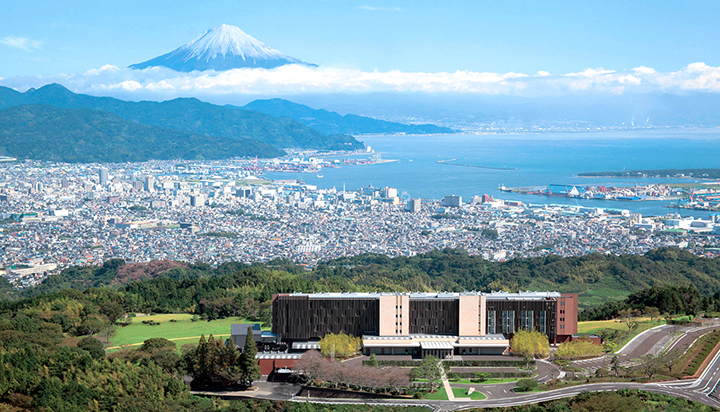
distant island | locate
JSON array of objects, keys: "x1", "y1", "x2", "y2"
[{"x1": 579, "y1": 168, "x2": 720, "y2": 180}]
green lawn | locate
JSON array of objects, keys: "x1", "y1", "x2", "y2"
[
  {"x1": 577, "y1": 319, "x2": 665, "y2": 352},
  {"x1": 451, "y1": 387, "x2": 487, "y2": 400},
  {"x1": 421, "y1": 387, "x2": 448, "y2": 400},
  {"x1": 109, "y1": 314, "x2": 258, "y2": 350},
  {"x1": 577, "y1": 317, "x2": 662, "y2": 335},
  {"x1": 526, "y1": 279, "x2": 630, "y2": 311}
]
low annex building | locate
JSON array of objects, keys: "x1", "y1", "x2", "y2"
[{"x1": 272, "y1": 291, "x2": 577, "y2": 359}]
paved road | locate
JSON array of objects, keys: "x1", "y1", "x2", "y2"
[
  {"x1": 291, "y1": 379, "x2": 720, "y2": 411},
  {"x1": 203, "y1": 324, "x2": 720, "y2": 410}
]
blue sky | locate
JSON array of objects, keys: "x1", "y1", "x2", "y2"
[{"x1": 2, "y1": 0, "x2": 720, "y2": 99}]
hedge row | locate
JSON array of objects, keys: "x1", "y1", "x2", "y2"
[
  {"x1": 451, "y1": 371, "x2": 531, "y2": 379},
  {"x1": 444, "y1": 359, "x2": 533, "y2": 367},
  {"x1": 365, "y1": 359, "x2": 532, "y2": 367},
  {"x1": 683, "y1": 330, "x2": 720, "y2": 376}
]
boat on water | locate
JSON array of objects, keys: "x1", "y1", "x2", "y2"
[{"x1": 316, "y1": 174, "x2": 324, "y2": 178}]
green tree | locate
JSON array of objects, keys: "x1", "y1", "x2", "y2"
[
  {"x1": 659, "y1": 349, "x2": 682, "y2": 373},
  {"x1": 99, "y1": 301, "x2": 125, "y2": 325},
  {"x1": 473, "y1": 372, "x2": 490, "y2": 382},
  {"x1": 618, "y1": 308, "x2": 640, "y2": 331},
  {"x1": 188, "y1": 334, "x2": 210, "y2": 385},
  {"x1": 77, "y1": 336, "x2": 105, "y2": 360},
  {"x1": 510, "y1": 329, "x2": 549, "y2": 358},
  {"x1": 515, "y1": 378, "x2": 538, "y2": 392},
  {"x1": 140, "y1": 338, "x2": 176, "y2": 354},
  {"x1": 411, "y1": 355, "x2": 442, "y2": 392},
  {"x1": 368, "y1": 353, "x2": 379, "y2": 368},
  {"x1": 595, "y1": 366, "x2": 608, "y2": 380},
  {"x1": 77, "y1": 316, "x2": 106, "y2": 336},
  {"x1": 640, "y1": 354, "x2": 661, "y2": 380},
  {"x1": 610, "y1": 355, "x2": 620, "y2": 376},
  {"x1": 238, "y1": 328, "x2": 261, "y2": 387},
  {"x1": 644, "y1": 306, "x2": 661, "y2": 324}
]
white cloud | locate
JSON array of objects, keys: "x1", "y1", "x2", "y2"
[
  {"x1": 84, "y1": 65, "x2": 119, "y2": 76},
  {"x1": 565, "y1": 68, "x2": 615, "y2": 77},
  {"x1": 3, "y1": 62, "x2": 720, "y2": 99},
  {"x1": 0, "y1": 36, "x2": 42, "y2": 51},
  {"x1": 632, "y1": 66, "x2": 656, "y2": 75}
]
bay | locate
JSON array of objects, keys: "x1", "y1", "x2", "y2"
[{"x1": 265, "y1": 128, "x2": 720, "y2": 217}]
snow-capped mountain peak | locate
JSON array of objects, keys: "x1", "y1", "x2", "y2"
[
  {"x1": 181, "y1": 24, "x2": 285, "y2": 61},
  {"x1": 130, "y1": 24, "x2": 316, "y2": 72}
]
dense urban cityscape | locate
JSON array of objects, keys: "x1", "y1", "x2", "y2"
[{"x1": 2, "y1": 155, "x2": 718, "y2": 290}]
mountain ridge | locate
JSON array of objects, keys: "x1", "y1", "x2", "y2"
[
  {"x1": 0, "y1": 83, "x2": 364, "y2": 151},
  {"x1": 0, "y1": 104, "x2": 284, "y2": 163},
  {"x1": 241, "y1": 98, "x2": 456, "y2": 135},
  {"x1": 130, "y1": 24, "x2": 316, "y2": 72}
]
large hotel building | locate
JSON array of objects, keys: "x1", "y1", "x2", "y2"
[{"x1": 272, "y1": 291, "x2": 577, "y2": 359}]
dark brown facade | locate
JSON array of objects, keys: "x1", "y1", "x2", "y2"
[
  {"x1": 409, "y1": 299, "x2": 459, "y2": 335},
  {"x1": 272, "y1": 294, "x2": 379, "y2": 342},
  {"x1": 485, "y1": 298, "x2": 557, "y2": 339},
  {"x1": 272, "y1": 292, "x2": 578, "y2": 350}
]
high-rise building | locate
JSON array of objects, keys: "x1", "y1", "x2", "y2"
[
  {"x1": 442, "y1": 195, "x2": 462, "y2": 207},
  {"x1": 61, "y1": 178, "x2": 69, "y2": 189},
  {"x1": 99, "y1": 168, "x2": 109, "y2": 186},
  {"x1": 190, "y1": 195, "x2": 206, "y2": 207},
  {"x1": 144, "y1": 176, "x2": 154, "y2": 192},
  {"x1": 381, "y1": 187, "x2": 398, "y2": 198},
  {"x1": 406, "y1": 198, "x2": 422, "y2": 213}
]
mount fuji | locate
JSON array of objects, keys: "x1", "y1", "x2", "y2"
[{"x1": 129, "y1": 24, "x2": 317, "y2": 72}]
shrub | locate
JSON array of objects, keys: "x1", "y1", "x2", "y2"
[
  {"x1": 472, "y1": 372, "x2": 490, "y2": 383},
  {"x1": 515, "y1": 378, "x2": 539, "y2": 392},
  {"x1": 556, "y1": 337, "x2": 603, "y2": 360},
  {"x1": 510, "y1": 330, "x2": 549, "y2": 358}
]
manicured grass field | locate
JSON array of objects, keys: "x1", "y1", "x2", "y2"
[
  {"x1": 577, "y1": 317, "x2": 655, "y2": 334},
  {"x1": 109, "y1": 314, "x2": 257, "y2": 350},
  {"x1": 421, "y1": 387, "x2": 448, "y2": 400},
  {"x1": 451, "y1": 387, "x2": 487, "y2": 400},
  {"x1": 526, "y1": 279, "x2": 630, "y2": 311}
]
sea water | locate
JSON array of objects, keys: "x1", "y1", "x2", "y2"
[{"x1": 264, "y1": 128, "x2": 720, "y2": 217}]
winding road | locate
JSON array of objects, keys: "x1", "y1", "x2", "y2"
[{"x1": 203, "y1": 322, "x2": 720, "y2": 411}]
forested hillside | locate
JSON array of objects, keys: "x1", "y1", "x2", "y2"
[
  {"x1": 1, "y1": 249, "x2": 720, "y2": 409},
  {"x1": 7, "y1": 247, "x2": 720, "y2": 312},
  {"x1": 317, "y1": 248, "x2": 720, "y2": 308},
  {"x1": 0, "y1": 84, "x2": 365, "y2": 153},
  {"x1": 0, "y1": 105, "x2": 284, "y2": 162}
]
